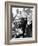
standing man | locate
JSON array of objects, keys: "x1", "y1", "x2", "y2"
[{"x1": 18, "y1": 17, "x2": 27, "y2": 37}]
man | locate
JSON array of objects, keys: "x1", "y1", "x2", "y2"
[
  {"x1": 18, "y1": 17, "x2": 27, "y2": 37},
  {"x1": 26, "y1": 21, "x2": 32, "y2": 37}
]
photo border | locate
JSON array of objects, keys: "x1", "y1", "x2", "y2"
[{"x1": 5, "y1": 1, "x2": 37, "y2": 45}]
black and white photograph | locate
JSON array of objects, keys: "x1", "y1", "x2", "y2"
[
  {"x1": 5, "y1": 2, "x2": 37, "y2": 44},
  {"x1": 11, "y1": 7, "x2": 33, "y2": 38}
]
